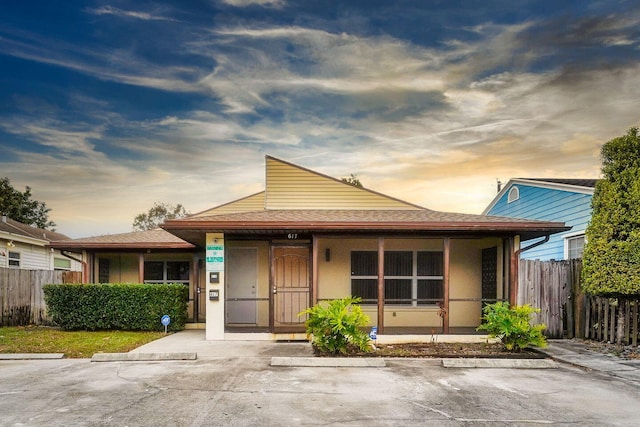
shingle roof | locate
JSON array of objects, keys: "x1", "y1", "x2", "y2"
[
  {"x1": 520, "y1": 178, "x2": 599, "y2": 188},
  {"x1": 163, "y1": 208, "x2": 569, "y2": 246},
  {"x1": 0, "y1": 216, "x2": 70, "y2": 242},
  {"x1": 49, "y1": 228, "x2": 194, "y2": 250}
]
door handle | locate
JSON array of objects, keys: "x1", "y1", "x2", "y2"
[{"x1": 272, "y1": 286, "x2": 277, "y2": 294}]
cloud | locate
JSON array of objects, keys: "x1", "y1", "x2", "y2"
[
  {"x1": 85, "y1": 5, "x2": 178, "y2": 22},
  {"x1": 220, "y1": 0, "x2": 285, "y2": 8}
]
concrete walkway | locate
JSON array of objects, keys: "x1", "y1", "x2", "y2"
[{"x1": 543, "y1": 339, "x2": 640, "y2": 385}]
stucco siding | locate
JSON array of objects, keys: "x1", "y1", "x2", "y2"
[{"x1": 265, "y1": 157, "x2": 419, "y2": 210}]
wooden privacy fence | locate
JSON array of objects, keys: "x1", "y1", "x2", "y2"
[
  {"x1": 517, "y1": 259, "x2": 582, "y2": 339},
  {"x1": 0, "y1": 267, "x2": 82, "y2": 326},
  {"x1": 584, "y1": 297, "x2": 640, "y2": 346}
]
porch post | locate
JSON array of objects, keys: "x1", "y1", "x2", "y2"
[
  {"x1": 138, "y1": 253, "x2": 144, "y2": 283},
  {"x1": 377, "y1": 237, "x2": 385, "y2": 334},
  {"x1": 311, "y1": 235, "x2": 319, "y2": 305},
  {"x1": 443, "y1": 238, "x2": 450, "y2": 334},
  {"x1": 509, "y1": 237, "x2": 519, "y2": 306}
]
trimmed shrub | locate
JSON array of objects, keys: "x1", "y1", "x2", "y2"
[
  {"x1": 43, "y1": 283, "x2": 188, "y2": 331},
  {"x1": 300, "y1": 296, "x2": 371, "y2": 355},
  {"x1": 477, "y1": 302, "x2": 547, "y2": 352}
]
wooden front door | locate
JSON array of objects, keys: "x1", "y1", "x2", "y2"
[{"x1": 271, "y1": 246, "x2": 311, "y2": 332}]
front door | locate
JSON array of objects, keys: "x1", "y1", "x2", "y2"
[
  {"x1": 227, "y1": 247, "x2": 258, "y2": 324},
  {"x1": 271, "y1": 246, "x2": 311, "y2": 332}
]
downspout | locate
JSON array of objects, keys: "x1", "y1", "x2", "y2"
[
  {"x1": 510, "y1": 235, "x2": 550, "y2": 305},
  {"x1": 61, "y1": 250, "x2": 88, "y2": 283}
]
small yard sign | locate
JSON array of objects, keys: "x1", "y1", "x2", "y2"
[{"x1": 161, "y1": 314, "x2": 171, "y2": 333}]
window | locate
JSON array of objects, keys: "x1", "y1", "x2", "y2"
[
  {"x1": 98, "y1": 258, "x2": 110, "y2": 283},
  {"x1": 54, "y1": 257, "x2": 71, "y2": 271},
  {"x1": 351, "y1": 251, "x2": 443, "y2": 306},
  {"x1": 566, "y1": 235, "x2": 585, "y2": 259},
  {"x1": 144, "y1": 261, "x2": 189, "y2": 285},
  {"x1": 8, "y1": 251, "x2": 20, "y2": 268},
  {"x1": 507, "y1": 186, "x2": 520, "y2": 203}
]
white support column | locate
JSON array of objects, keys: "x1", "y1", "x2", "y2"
[{"x1": 205, "y1": 233, "x2": 225, "y2": 340}]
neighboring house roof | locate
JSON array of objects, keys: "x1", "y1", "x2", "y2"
[
  {"x1": 483, "y1": 178, "x2": 599, "y2": 215},
  {"x1": 49, "y1": 229, "x2": 195, "y2": 251},
  {"x1": 163, "y1": 156, "x2": 570, "y2": 247},
  {"x1": 524, "y1": 178, "x2": 599, "y2": 188},
  {"x1": 0, "y1": 215, "x2": 70, "y2": 245}
]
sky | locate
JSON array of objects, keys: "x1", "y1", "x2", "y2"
[{"x1": 1, "y1": 1, "x2": 639, "y2": 238}]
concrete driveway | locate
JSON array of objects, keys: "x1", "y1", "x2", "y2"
[{"x1": 2, "y1": 348, "x2": 640, "y2": 426}]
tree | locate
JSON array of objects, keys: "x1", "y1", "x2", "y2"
[
  {"x1": 0, "y1": 177, "x2": 56, "y2": 230},
  {"x1": 341, "y1": 174, "x2": 363, "y2": 187},
  {"x1": 582, "y1": 126, "x2": 640, "y2": 343},
  {"x1": 133, "y1": 202, "x2": 189, "y2": 231}
]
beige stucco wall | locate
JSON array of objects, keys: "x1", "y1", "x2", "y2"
[
  {"x1": 317, "y1": 237, "x2": 504, "y2": 329},
  {"x1": 221, "y1": 236, "x2": 505, "y2": 330}
]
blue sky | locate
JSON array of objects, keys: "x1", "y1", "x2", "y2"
[{"x1": 1, "y1": 1, "x2": 639, "y2": 238}]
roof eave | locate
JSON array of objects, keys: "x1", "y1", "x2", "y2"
[{"x1": 48, "y1": 242, "x2": 196, "y2": 250}]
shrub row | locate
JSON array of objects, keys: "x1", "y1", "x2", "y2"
[{"x1": 43, "y1": 283, "x2": 188, "y2": 331}]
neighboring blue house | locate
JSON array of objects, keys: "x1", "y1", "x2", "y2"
[{"x1": 483, "y1": 178, "x2": 598, "y2": 260}]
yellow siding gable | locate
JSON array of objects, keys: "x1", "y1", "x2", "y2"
[
  {"x1": 265, "y1": 156, "x2": 421, "y2": 210},
  {"x1": 191, "y1": 192, "x2": 265, "y2": 217}
]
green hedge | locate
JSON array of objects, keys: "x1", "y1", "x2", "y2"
[{"x1": 43, "y1": 283, "x2": 189, "y2": 331}]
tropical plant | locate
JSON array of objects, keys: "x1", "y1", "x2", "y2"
[
  {"x1": 477, "y1": 302, "x2": 547, "y2": 352},
  {"x1": 300, "y1": 296, "x2": 371, "y2": 355}
]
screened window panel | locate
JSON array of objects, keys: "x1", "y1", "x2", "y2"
[
  {"x1": 351, "y1": 279, "x2": 378, "y2": 303},
  {"x1": 167, "y1": 261, "x2": 189, "y2": 281},
  {"x1": 144, "y1": 261, "x2": 164, "y2": 281},
  {"x1": 384, "y1": 252, "x2": 412, "y2": 276},
  {"x1": 385, "y1": 279, "x2": 412, "y2": 305},
  {"x1": 351, "y1": 252, "x2": 378, "y2": 276},
  {"x1": 417, "y1": 252, "x2": 443, "y2": 276},
  {"x1": 418, "y1": 279, "x2": 443, "y2": 304}
]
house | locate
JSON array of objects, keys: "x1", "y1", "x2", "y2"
[
  {"x1": 159, "y1": 156, "x2": 568, "y2": 340},
  {"x1": 483, "y1": 179, "x2": 598, "y2": 261},
  {"x1": 0, "y1": 215, "x2": 82, "y2": 272},
  {"x1": 48, "y1": 229, "x2": 203, "y2": 323},
  {"x1": 51, "y1": 157, "x2": 569, "y2": 340}
]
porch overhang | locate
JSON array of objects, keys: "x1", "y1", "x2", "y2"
[{"x1": 162, "y1": 213, "x2": 570, "y2": 247}]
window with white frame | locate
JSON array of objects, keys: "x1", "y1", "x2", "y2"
[
  {"x1": 566, "y1": 234, "x2": 585, "y2": 259},
  {"x1": 8, "y1": 251, "x2": 20, "y2": 268},
  {"x1": 507, "y1": 186, "x2": 520, "y2": 203},
  {"x1": 351, "y1": 251, "x2": 443, "y2": 306},
  {"x1": 144, "y1": 261, "x2": 189, "y2": 285}
]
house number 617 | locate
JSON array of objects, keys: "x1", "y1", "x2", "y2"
[{"x1": 287, "y1": 233, "x2": 298, "y2": 239}]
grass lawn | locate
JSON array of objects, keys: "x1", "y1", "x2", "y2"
[{"x1": 0, "y1": 326, "x2": 167, "y2": 358}]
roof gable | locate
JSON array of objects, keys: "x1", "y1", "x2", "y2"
[
  {"x1": 264, "y1": 156, "x2": 423, "y2": 210},
  {"x1": 191, "y1": 192, "x2": 266, "y2": 217},
  {"x1": 483, "y1": 178, "x2": 598, "y2": 215}
]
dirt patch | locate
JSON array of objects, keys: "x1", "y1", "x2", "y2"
[
  {"x1": 581, "y1": 340, "x2": 640, "y2": 360},
  {"x1": 315, "y1": 342, "x2": 546, "y2": 359}
]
